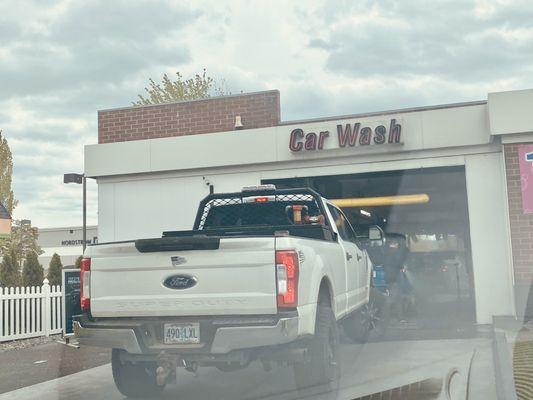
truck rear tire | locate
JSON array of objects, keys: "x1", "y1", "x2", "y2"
[
  {"x1": 293, "y1": 299, "x2": 340, "y2": 397},
  {"x1": 111, "y1": 349, "x2": 165, "y2": 399}
]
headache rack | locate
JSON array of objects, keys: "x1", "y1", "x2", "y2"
[
  {"x1": 161, "y1": 188, "x2": 336, "y2": 242},
  {"x1": 194, "y1": 187, "x2": 328, "y2": 228}
]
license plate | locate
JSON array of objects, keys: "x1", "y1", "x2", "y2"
[{"x1": 163, "y1": 323, "x2": 200, "y2": 344}]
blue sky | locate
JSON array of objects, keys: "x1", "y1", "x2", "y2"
[{"x1": 1, "y1": 0, "x2": 533, "y2": 227}]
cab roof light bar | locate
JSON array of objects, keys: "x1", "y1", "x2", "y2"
[{"x1": 242, "y1": 184, "x2": 276, "y2": 192}]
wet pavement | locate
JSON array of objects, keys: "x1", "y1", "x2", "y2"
[
  {"x1": 0, "y1": 337, "x2": 497, "y2": 400},
  {"x1": 0, "y1": 341, "x2": 110, "y2": 394}
]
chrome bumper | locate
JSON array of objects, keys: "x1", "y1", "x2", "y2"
[
  {"x1": 73, "y1": 321, "x2": 143, "y2": 354},
  {"x1": 73, "y1": 317, "x2": 299, "y2": 355},
  {"x1": 210, "y1": 317, "x2": 298, "y2": 353}
]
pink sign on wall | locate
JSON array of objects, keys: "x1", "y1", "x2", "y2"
[{"x1": 518, "y1": 144, "x2": 533, "y2": 214}]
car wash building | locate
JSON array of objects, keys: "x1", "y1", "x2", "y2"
[{"x1": 85, "y1": 88, "x2": 533, "y2": 327}]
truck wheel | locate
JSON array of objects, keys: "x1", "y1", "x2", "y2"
[
  {"x1": 111, "y1": 349, "x2": 164, "y2": 398},
  {"x1": 343, "y1": 288, "x2": 383, "y2": 343},
  {"x1": 293, "y1": 299, "x2": 340, "y2": 397}
]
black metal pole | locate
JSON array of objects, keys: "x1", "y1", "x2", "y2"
[{"x1": 83, "y1": 175, "x2": 86, "y2": 253}]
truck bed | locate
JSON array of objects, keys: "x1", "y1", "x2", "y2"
[{"x1": 161, "y1": 224, "x2": 336, "y2": 241}]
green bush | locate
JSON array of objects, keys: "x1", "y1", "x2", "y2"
[
  {"x1": 22, "y1": 251, "x2": 44, "y2": 287},
  {"x1": 47, "y1": 253, "x2": 63, "y2": 286},
  {"x1": 0, "y1": 248, "x2": 21, "y2": 287}
]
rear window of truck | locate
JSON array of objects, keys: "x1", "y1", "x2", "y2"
[{"x1": 199, "y1": 197, "x2": 322, "y2": 230}]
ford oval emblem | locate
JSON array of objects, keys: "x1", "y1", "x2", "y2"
[{"x1": 163, "y1": 274, "x2": 197, "y2": 290}]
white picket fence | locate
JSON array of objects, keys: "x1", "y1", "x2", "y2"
[{"x1": 0, "y1": 279, "x2": 63, "y2": 342}]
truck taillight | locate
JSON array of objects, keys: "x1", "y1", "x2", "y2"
[
  {"x1": 80, "y1": 258, "x2": 91, "y2": 311},
  {"x1": 276, "y1": 250, "x2": 299, "y2": 308}
]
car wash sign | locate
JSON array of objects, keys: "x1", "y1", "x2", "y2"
[{"x1": 289, "y1": 119, "x2": 403, "y2": 152}]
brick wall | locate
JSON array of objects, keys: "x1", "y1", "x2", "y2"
[
  {"x1": 504, "y1": 143, "x2": 533, "y2": 317},
  {"x1": 98, "y1": 90, "x2": 280, "y2": 144}
]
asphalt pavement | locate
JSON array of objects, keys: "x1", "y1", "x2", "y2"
[
  {"x1": 0, "y1": 341, "x2": 110, "y2": 394},
  {"x1": 0, "y1": 337, "x2": 497, "y2": 400}
]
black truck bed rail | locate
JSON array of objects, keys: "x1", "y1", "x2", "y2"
[{"x1": 136, "y1": 225, "x2": 336, "y2": 253}]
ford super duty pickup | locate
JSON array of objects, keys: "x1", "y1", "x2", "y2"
[{"x1": 73, "y1": 185, "x2": 385, "y2": 398}]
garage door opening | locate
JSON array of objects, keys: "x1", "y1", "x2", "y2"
[{"x1": 263, "y1": 166, "x2": 476, "y2": 338}]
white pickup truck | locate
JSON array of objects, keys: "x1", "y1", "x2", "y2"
[{"x1": 74, "y1": 185, "x2": 384, "y2": 398}]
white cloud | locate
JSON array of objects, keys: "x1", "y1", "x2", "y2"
[{"x1": 1, "y1": 0, "x2": 533, "y2": 229}]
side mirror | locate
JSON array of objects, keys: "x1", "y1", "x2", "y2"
[{"x1": 368, "y1": 226, "x2": 384, "y2": 247}]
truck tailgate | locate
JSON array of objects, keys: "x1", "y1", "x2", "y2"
[{"x1": 89, "y1": 237, "x2": 277, "y2": 317}]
